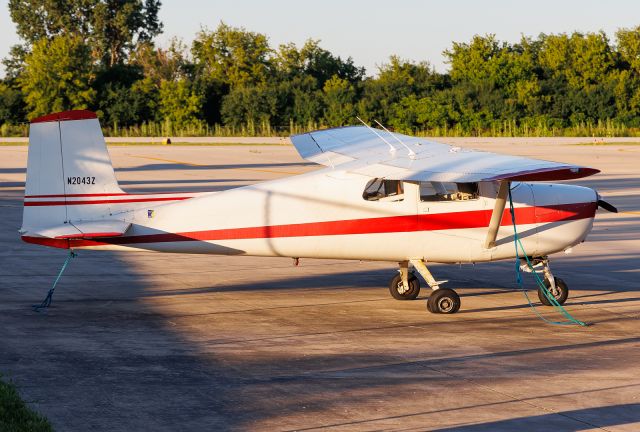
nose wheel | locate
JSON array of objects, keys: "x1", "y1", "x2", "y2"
[
  {"x1": 539, "y1": 277, "x2": 569, "y2": 306},
  {"x1": 522, "y1": 257, "x2": 570, "y2": 306}
]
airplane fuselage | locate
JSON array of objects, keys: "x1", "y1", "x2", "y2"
[{"x1": 24, "y1": 169, "x2": 598, "y2": 264}]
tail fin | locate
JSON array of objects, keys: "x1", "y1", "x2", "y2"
[{"x1": 21, "y1": 110, "x2": 124, "y2": 235}]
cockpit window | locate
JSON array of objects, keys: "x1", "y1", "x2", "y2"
[
  {"x1": 363, "y1": 178, "x2": 404, "y2": 202},
  {"x1": 420, "y1": 182, "x2": 479, "y2": 202}
]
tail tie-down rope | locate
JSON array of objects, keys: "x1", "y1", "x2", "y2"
[
  {"x1": 508, "y1": 188, "x2": 587, "y2": 327},
  {"x1": 33, "y1": 251, "x2": 77, "y2": 312}
]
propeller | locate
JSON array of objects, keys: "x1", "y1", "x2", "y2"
[{"x1": 596, "y1": 193, "x2": 618, "y2": 213}]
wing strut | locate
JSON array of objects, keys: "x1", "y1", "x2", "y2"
[{"x1": 484, "y1": 181, "x2": 510, "y2": 249}]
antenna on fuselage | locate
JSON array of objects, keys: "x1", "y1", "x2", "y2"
[
  {"x1": 374, "y1": 120, "x2": 416, "y2": 160},
  {"x1": 356, "y1": 116, "x2": 397, "y2": 155}
]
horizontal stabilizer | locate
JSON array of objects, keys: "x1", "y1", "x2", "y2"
[{"x1": 27, "y1": 220, "x2": 131, "y2": 239}]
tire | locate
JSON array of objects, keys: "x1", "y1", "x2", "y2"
[
  {"x1": 389, "y1": 273, "x2": 420, "y2": 300},
  {"x1": 538, "y1": 277, "x2": 569, "y2": 306},
  {"x1": 427, "y1": 288, "x2": 461, "y2": 314}
]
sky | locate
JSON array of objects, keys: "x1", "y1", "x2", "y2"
[{"x1": 2, "y1": 0, "x2": 640, "y2": 78}]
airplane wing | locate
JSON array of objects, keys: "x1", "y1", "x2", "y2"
[{"x1": 290, "y1": 126, "x2": 599, "y2": 182}]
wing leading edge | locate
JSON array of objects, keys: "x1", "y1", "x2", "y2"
[{"x1": 290, "y1": 126, "x2": 599, "y2": 182}]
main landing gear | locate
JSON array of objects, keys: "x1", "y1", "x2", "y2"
[
  {"x1": 389, "y1": 273, "x2": 420, "y2": 300},
  {"x1": 521, "y1": 257, "x2": 569, "y2": 306},
  {"x1": 389, "y1": 257, "x2": 570, "y2": 314},
  {"x1": 389, "y1": 260, "x2": 461, "y2": 314}
]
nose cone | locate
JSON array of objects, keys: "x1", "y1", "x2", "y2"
[{"x1": 531, "y1": 183, "x2": 598, "y2": 255}]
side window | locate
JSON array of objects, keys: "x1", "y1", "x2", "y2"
[
  {"x1": 420, "y1": 182, "x2": 479, "y2": 202},
  {"x1": 363, "y1": 178, "x2": 404, "y2": 202}
]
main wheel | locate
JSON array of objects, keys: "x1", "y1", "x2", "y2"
[
  {"x1": 427, "y1": 288, "x2": 461, "y2": 314},
  {"x1": 538, "y1": 277, "x2": 569, "y2": 306},
  {"x1": 389, "y1": 273, "x2": 420, "y2": 300}
]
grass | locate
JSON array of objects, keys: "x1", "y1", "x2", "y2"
[
  {"x1": 0, "y1": 375, "x2": 53, "y2": 432},
  {"x1": 4, "y1": 118, "x2": 640, "y2": 139}
]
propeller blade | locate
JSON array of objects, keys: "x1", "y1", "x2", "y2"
[{"x1": 597, "y1": 199, "x2": 618, "y2": 213}]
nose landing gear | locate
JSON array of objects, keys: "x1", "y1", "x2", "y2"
[
  {"x1": 539, "y1": 277, "x2": 569, "y2": 306},
  {"x1": 521, "y1": 257, "x2": 570, "y2": 306}
]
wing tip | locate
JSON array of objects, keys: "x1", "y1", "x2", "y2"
[{"x1": 492, "y1": 167, "x2": 600, "y2": 182}]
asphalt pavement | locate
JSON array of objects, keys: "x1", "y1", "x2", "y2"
[{"x1": 0, "y1": 141, "x2": 638, "y2": 431}]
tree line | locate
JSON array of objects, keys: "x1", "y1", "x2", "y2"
[{"x1": 2, "y1": 1, "x2": 640, "y2": 137}]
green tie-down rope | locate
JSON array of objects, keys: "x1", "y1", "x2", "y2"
[
  {"x1": 508, "y1": 188, "x2": 587, "y2": 326},
  {"x1": 33, "y1": 250, "x2": 77, "y2": 311}
]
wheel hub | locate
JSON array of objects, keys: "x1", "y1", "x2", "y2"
[{"x1": 438, "y1": 298, "x2": 454, "y2": 313}]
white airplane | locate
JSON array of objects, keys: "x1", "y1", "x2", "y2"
[{"x1": 20, "y1": 110, "x2": 617, "y2": 314}]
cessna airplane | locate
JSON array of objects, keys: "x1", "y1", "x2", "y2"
[{"x1": 20, "y1": 110, "x2": 616, "y2": 314}]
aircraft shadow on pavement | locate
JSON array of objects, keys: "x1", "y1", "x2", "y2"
[
  {"x1": 430, "y1": 403, "x2": 640, "y2": 432},
  {"x1": 3, "y1": 255, "x2": 639, "y2": 430}
]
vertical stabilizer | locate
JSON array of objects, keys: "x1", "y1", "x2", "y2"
[{"x1": 22, "y1": 110, "x2": 124, "y2": 234}]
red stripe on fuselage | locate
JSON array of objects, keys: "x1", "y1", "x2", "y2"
[
  {"x1": 54, "y1": 232, "x2": 125, "y2": 239},
  {"x1": 24, "y1": 192, "x2": 197, "y2": 198},
  {"x1": 21, "y1": 202, "x2": 597, "y2": 250},
  {"x1": 24, "y1": 197, "x2": 191, "y2": 206}
]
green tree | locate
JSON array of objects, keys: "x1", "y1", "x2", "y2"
[
  {"x1": 93, "y1": 64, "x2": 159, "y2": 126},
  {"x1": 133, "y1": 39, "x2": 191, "y2": 85},
  {"x1": 192, "y1": 22, "x2": 272, "y2": 88},
  {"x1": 297, "y1": 40, "x2": 364, "y2": 86},
  {"x1": 91, "y1": 0, "x2": 163, "y2": 66},
  {"x1": 8, "y1": 0, "x2": 162, "y2": 66},
  {"x1": 221, "y1": 84, "x2": 277, "y2": 129},
  {"x1": 322, "y1": 75, "x2": 356, "y2": 127},
  {"x1": 536, "y1": 32, "x2": 617, "y2": 125},
  {"x1": 18, "y1": 35, "x2": 96, "y2": 118},
  {"x1": 389, "y1": 93, "x2": 458, "y2": 133},
  {"x1": 360, "y1": 56, "x2": 443, "y2": 124},
  {"x1": 0, "y1": 80, "x2": 26, "y2": 124},
  {"x1": 158, "y1": 79, "x2": 203, "y2": 126},
  {"x1": 444, "y1": 35, "x2": 541, "y2": 121},
  {"x1": 286, "y1": 76, "x2": 324, "y2": 126},
  {"x1": 539, "y1": 32, "x2": 614, "y2": 89},
  {"x1": 616, "y1": 26, "x2": 640, "y2": 73}
]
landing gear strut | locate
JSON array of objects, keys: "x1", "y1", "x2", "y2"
[
  {"x1": 540, "y1": 277, "x2": 569, "y2": 306},
  {"x1": 521, "y1": 257, "x2": 570, "y2": 306},
  {"x1": 388, "y1": 261, "x2": 420, "y2": 300},
  {"x1": 411, "y1": 259, "x2": 460, "y2": 314}
]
